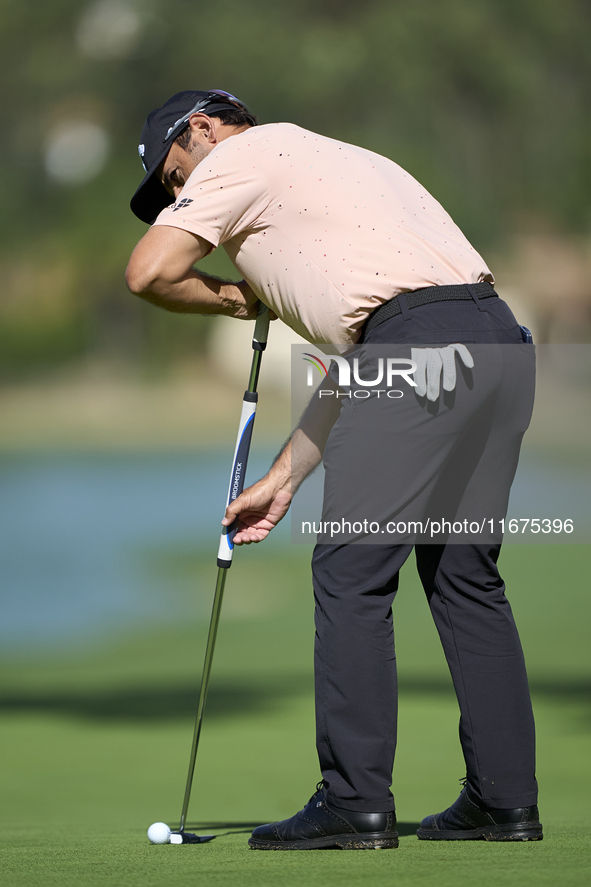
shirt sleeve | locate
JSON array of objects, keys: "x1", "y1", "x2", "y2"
[{"x1": 151, "y1": 136, "x2": 271, "y2": 247}]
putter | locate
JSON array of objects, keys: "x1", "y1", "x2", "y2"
[{"x1": 170, "y1": 303, "x2": 271, "y2": 844}]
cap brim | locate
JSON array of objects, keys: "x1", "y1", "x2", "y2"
[{"x1": 130, "y1": 142, "x2": 175, "y2": 224}]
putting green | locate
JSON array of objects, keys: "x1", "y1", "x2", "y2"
[{"x1": 1, "y1": 545, "x2": 589, "y2": 886}]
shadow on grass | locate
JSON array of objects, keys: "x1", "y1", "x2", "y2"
[
  {"x1": 397, "y1": 822, "x2": 422, "y2": 837},
  {"x1": 185, "y1": 820, "x2": 422, "y2": 838},
  {"x1": 188, "y1": 821, "x2": 264, "y2": 836},
  {"x1": 189, "y1": 821, "x2": 265, "y2": 830},
  {"x1": 0, "y1": 675, "x2": 313, "y2": 721},
  {"x1": 0, "y1": 675, "x2": 588, "y2": 722}
]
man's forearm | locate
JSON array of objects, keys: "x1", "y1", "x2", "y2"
[
  {"x1": 271, "y1": 379, "x2": 343, "y2": 497},
  {"x1": 135, "y1": 270, "x2": 256, "y2": 319},
  {"x1": 125, "y1": 224, "x2": 258, "y2": 319},
  {"x1": 270, "y1": 430, "x2": 323, "y2": 499}
]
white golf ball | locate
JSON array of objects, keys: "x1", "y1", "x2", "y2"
[{"x1": 147, "y1": 822, "x2": 171, "y2": 844}]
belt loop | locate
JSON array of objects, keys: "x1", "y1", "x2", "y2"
[
  {"x1": 466, "y1": 283, "x2": 485, "y2": 311},
  {"x1": 398, "y1": 292, "x2": 412, "y2": 321}
]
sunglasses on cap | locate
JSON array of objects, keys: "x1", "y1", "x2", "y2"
[{"x1": 163, "y1": 90, "x2": 252, "y2": 144}]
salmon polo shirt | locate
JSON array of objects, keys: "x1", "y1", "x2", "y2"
[{"x1": 153, "y1": 123, "x2": 493, "y2": 346}]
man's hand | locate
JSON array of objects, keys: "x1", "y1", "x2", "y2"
[{"x1": 222, "y1": 478, "x2": 292, "y2": 545}]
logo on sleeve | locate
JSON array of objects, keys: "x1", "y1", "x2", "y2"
[{"x1": 172, "y1": 198, "x2": 194, "y2": 212}]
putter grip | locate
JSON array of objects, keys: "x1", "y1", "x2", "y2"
[{"x1": 217, "y1": 394, "x2": 258, "y2": 567}]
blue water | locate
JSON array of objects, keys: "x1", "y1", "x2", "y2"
[
  {"x1": 0, "y1": 450, "x2": 588, "y2": 651},
  {"x1": 0, "y1": 450, "x2": 286, "y2": 651}
]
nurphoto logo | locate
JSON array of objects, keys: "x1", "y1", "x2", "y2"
[
  {"x1": 302, "y1": 353, "x2": 328, "y2": 386},
  {"x1": 303, "y1": 352, "x2": 418, "y2": 397}
]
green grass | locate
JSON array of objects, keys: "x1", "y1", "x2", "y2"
[{"x1": 1, "y1": 545, "x2": 590, "y2": 886}]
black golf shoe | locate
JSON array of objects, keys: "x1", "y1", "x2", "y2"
[
  {"x1": 249, "y1": 782, "x2": 399, "y2": 850},
  {"x1": 417, "y1": 784, "x2": 543, "y2": 842}
]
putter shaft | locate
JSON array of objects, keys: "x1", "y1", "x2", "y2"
[
  {"x1": 178, "y1": 566, "x2": 227, "y2": 833},
  {"x1": 178, "y1": 305, "x2": 270, "y2": 834}
]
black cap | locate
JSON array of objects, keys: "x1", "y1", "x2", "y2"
[{"x1": 130, "y1": 89, "x2": 252, "y2": 224}]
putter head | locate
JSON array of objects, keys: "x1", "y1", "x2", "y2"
[{"x1": 169, "y1": 831, "x2": 216, "y2": 844}]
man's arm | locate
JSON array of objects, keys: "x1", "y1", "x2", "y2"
[
  {"x1": 125, "y1": 224, "x2": 258, "y2": 319},
  {"x1": 222, "y1": 374, "x2": 342, "y2": 544}
]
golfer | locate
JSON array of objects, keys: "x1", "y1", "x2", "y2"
[{"x1": 126, "y1": 89, "x2": 542, "y2": 848}]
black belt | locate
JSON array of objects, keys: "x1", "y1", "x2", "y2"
[{"x1": 362, "y1": 282, "x2": 498, "y2": 338}]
